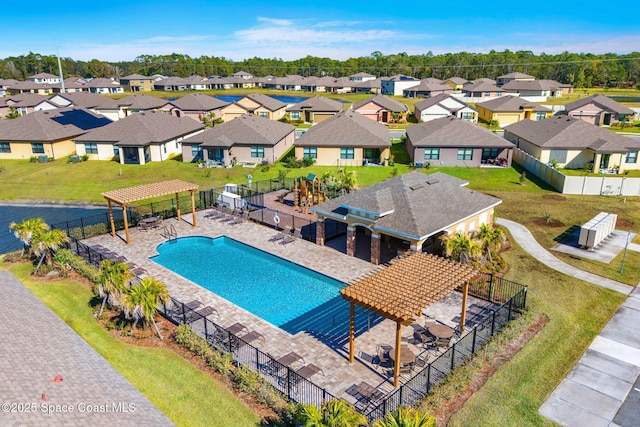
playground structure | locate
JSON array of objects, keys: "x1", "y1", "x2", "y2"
[{"x1": 293, "y1": 174, "x2": 326, "y2": 213}]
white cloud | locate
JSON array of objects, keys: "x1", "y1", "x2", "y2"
[{"x1": 256, "y1": 17, "x2": 294, "y2": 26}]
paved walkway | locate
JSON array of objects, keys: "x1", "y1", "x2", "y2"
[
  {"x1": 496, "y1": 218, "x2": 640, "y2": 426},
  {"x1": 0, "y1": 270, "x2": 173, "y2": 427},
  {"x1": 496, "y1": 218, "x2": 633, "y2": 295}
]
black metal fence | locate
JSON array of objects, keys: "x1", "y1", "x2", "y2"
[
  {"x1": 160, "y1": 297, "x2": 334, "y2": 408},
  {"x1": 363, "y1": 284, "x2": 527, "y2": 423}
]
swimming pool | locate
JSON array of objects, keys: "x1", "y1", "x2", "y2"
[{"x1": 151, "y1": 236, "x2": 346, "y2": 329}]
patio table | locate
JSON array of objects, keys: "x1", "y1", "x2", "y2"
[
  {"x1": 389, "y1": 345, "x2": 416, "y2": 365},
  {"x1": 428, "y1": 324, "x2": 454, "y2": 339}
]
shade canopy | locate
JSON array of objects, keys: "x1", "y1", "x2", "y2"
[
  {"x1": 102, "y1": 179, "x2": 199, "y2": 206},
  {"x1": 341, "y1": 252, "x2": 480, "y2": 326}
]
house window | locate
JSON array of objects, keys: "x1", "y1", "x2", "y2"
[
  {"x1": 192, "y1": 145, "x2": 203, "y2": 157},
  {"x1": 340, "y1": 147, "x2": 354, "y2": 159},
  {"x1": 461, "y1": 112, "x2": 474, "y2": 120},
  {"x1": 424, "y1": 148, "x2": 440, "y2": 160},
  {"x1": 258, "y1": 111, "x2": 268, "y2": 118},
  {"x1": 251, "y1": 146, "x2": 264, "y2": 158},
  {"x1": 0, "y1": 142, "x2": 10, "y2": 153},
  {"x1": 535, "y1": 112, "x2": 547, "y2": 120},
  {"x1": 31, "y1": 143, "x2": 45, "y2": 154},
  {"x1": 290, "y1": 111, "x2": 300, "y2": 120},
  {"x1": 549, "y1": 149, "x2": 567, "y2": 164},
  {"x1": 484, "y1": 92, "x2": 491, "y2": 97},
  {"x1": 626, "y1": 151, "x2": 638, "y2": 164},
  {"x1": 482, "y1": 148, "x2": 500, "y2": 160},
  {"x1": 495, "y1": 92, "x2": 502, "y2": 96},
  {"x1": 457, "y1": 148, "x2": 473, "y2": 160},
  {"x1": 303, "y1": 147, "x2": 317, "y2": 159},
  {"x1": 113, "y1": 146, "x2": 120, "y2": 158},
  {"x1": 164, "y1": 144, "x2": 167, "y2": 154},
  {"x1": 84, "y1": 143, "x2": 98, "y2": 154},
  {"x1": 364, "y1": 148, "x2": 380, "y2": 161}
]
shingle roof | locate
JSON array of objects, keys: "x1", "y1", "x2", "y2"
[
  {"x1": 353, "y1": 94, "x2": 408, "y2": 113},
  {"x1": 286, "y1": 95, "x2": 343, "y2": 112},
  {"x1": 153, "y1": 76, "x2": 187, "y2": 87},
  {"x1": 243, "y1": 93, "x2": 286, "y2": 111},
  {"x1": 183, "y1": 113, "x2": 294, "y2": 148},
  {"x1": 28, "y1": 72, "x2": 59, "y2": 79},
  {"x1": 462, "y1": 81, "x2": 504, "y2": 93},
  {"x1": 414, "y1": 93, "x2": 473, "y2": 112},
  {"x1": 0, "y1": 93, "x2": 50, "y2": 107},
  {"x1": 468, "y1": 78, "x2": 497, "y2": 85},
  {"x1": 170, "y1": 93, "x2": 229, "y2": 111},
  {"x1": 407, "y1": 116, "x2": 514, "y2": 148},
  {"x1": 84, "y1": 78, "x2": 122, "y2": 89},
  {"x1": 476, "y1": 95, "x2": 550, "y2": 112},
  {"x1": 501, "y1": 79, "x2": 564, "y2": 91},
  {"x1": 312, "y1": 171, "x2": 501, "y2": 240},
  {"x1": 0, "y1": 107, "x2": 111, "y2": 141},
  {"x1": 74, "y1": 111, "x2": 203, "y2": 146},
  {"x1": 295, "y1": 109, "x2": 390, "y2": 148},
  {"x1": 504, "y1": 116, "x2": 640, "y2": 153},
  {"x1": 117, "y1": 94, "x2": 170, "y2": 110},
  {"x1": 121, "y1": 74, "x2": 150, "y2": 80},
  {"x1": 50, "y1": 92, "x2": 121, "y2": 109},
  {"x1": 403, "y1": 82, "x2": 452, "y2": 93},
  {"x1": 564, "y1": 94, "x2": 634, "y2": 116},
  {"x1": 497, "y1": 72, "x2": 535, "y2": 79},
  {"x1": 444, "y1": 77, "x2": 468, "y2": 84}
]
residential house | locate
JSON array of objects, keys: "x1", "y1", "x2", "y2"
[
  {"x1": 120, "y1": 74, "x2": 155, "y2": 92},
  {"x1": 0, "y1": 107, "x2": 111, "y2": 160},
  {"x1": 381, "y1": 75, "x2": 420, "y2": 96},
  {"x1": 460, "y1": 80, "x2": 505, "y2": 101},
  {"x1": 311, "y1": 171, "x2": 502, "y2": 264},
  {"x1": 352, "y1": 94, "x2": 408, "y2": 123},
  {"x1": 170, "y1": 93, "x2": 229, "y2": 122},
  {"x1": 218, "y1": 102, "x2": 251, "y2": 122},
  {"x1": 48, "y1": 92, "x2": 124, "y2": 121},
  {"x1": 117, "y1": 94, "x2": 173, "y2": 116},
  {"x1": 286, "y1": 96, "x2": 345, "y2": 123},
  {"x1": 232, "y1": 71, "x2": 253, "y2": 79},
  {"x1": 183, "y1": 75, "x2": 209, "y2": 91},
  {"x1": 6, "y1": 81, "x2": 58, "y2": 96},
  {"x1": 181, "y1": 113, "x2": 295, "y2": 165},
  {"x1": 476, "y1": 95, "x2": 552, "y2": 126},
  {"x1": 235, "y1": 93, "x2": 287, "y2": 120},
  {"x1": 350, "y1": 78, "x2": 381, "y2": 94},
  {"x1": 61, "y1": 77, "x2": 89, "y2": 93},
  {"x1": 441, "y1": 77, "x2": 468, "y2": 92},
  {"x1": 402, "y1": 81, "x2": 452, "y2": 98},
  {"x1": 413, "y1": 94, "x2": 477, "y2": 123},
  {"x1": 501, "y1": 79, "x2": 571, "y2": 100},
  {"x1": 74, "y1": 111, "x2": 203, "y2": 164},
  {"x1": 27, "y1": 72, "x2": 61, "y2": 85},
  {"x1": 406, "y1": 116, "x2": 514, "y2": 167},
  {"x1": 84, "y1": 78, "x2": 124, "y2": 94},
  {"x1": 0, "y1": 79, "x2": 20, "y2": 96},
  {"x1": 349, "y1": 72, "x2": 376, "y2": 82},
  {"x1": 294, "y1": 109, "x2": 390, "y2": 166},
  {"x1": 504, "y1": 116, "x2": 640, "y2": 173},
  {"x1": 0, "y1": 94, "x2": 57, "y2": 118},
  {"x1": 562, "y1": 94, "x2": 636, "y2": 126},
  {"x1": 153, "y1": 77, "x2": 188, "y2": 91},
  {"x1": 496, "y1": 72, "x2": 535, "y2": 86},
  {"x1": 324, "y1": 77, "x2": 354, "y2": 94}
]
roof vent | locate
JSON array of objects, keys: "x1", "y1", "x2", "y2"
[{"x1": 410, "y1": 184, "x2": 424, "y2": 191}]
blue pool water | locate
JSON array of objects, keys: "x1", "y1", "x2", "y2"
[{"x1": 151, "y1": 236, "x2": 347, "y2": 329}]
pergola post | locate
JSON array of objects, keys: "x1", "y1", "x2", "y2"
[
  {"x1": 190, "y1": 190, "x2": 197, "y2": 227},
  {"x1": 349, "y1": 302, "x2": 355, "y2": 363},
  {"x1": 346, "y1": 226, "x2": 355, "y2": 257},
  {"x1": 122, "y1": 204, "x2": 130, "y2": 245},
  {"x1": 175, "y1": 193, "x2": 181, "y2": 221},
  {"x1": 370, "y1": 233, "x2": 380, "y2": 265},
  {"x1": 107, "y1": 199, "x2": 116, "y2": 237},
  {"x1": 393, "y1": 322, "x2": 401, "y2": 388},
  {"x1": 460, "y1": 281, "x2": 469, "y2": 334}
]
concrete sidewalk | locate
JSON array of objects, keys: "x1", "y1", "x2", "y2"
[{"x1": 496, "y1": 218, "x2": 640, "y2": 426}]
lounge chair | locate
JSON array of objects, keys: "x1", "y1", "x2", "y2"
[
  {"x1": 185, "y1": 306, "x2": 218, "y2": 322},
  {"x1": 276, "y1": 351, "x2": 305, "y2": 367},
  {"x1": 269, "y1": 232, "x2": 286, "y2": 242},
  {"x1": 240, "y1": 330, "x2": 265, "y2": 345},
  {"x1": 226, "y1": 322, "x2": 248, "y2": 335},
  {"x1": 280, "y1": 228, "x2": 297, "y2": 245},
  {"x1": 204, "y1": 210, "x2": 224, "y2": 219},
  {"x1": 291, "y1": 228, "x2": 302, "y2": 239},
  {"x1": 296, "y1": 363, "x2": 324, "y2": 379}
]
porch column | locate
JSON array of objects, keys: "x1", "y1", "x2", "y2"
[
  {"x1": 175, "y1": 193, "x2": 181, "y2": 221},
  {"x1": 122, "y1": 205, "x2": 130, "y2": 245},
  {"x1": 346, "y1": 226, "x2": 356, "y2": 257},
  {"x1": 349, "y1": 302, "x2": 355, "y2": 363},
  {"x1": 460, "y1": 281, "x2": 469, "y2": 334},
  {"x1": 316, "y1": 217, "x2": 325, "y2": 246},
  {"x1": 370, "y1": 233, "x2": 380, "y2": 265},
  {"x1": 190, "y1": 191, "x2": 197, "y2": 227}
]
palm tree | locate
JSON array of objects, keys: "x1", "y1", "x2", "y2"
[
  {"x1": 296, "y1": 399, "x2": 366, "y2": 427},
  {"x1": 441, "y1": 231, "x2": 482, "y2": 264},
  {"x1": 475, "y1": 224, "x2": 505, "y2": 263},
  {"x1": 373, "y1": 406, "x2": 436, "y2": 427},
  {"x1": 121, "y1": 277, "x2": 170, "y2": 340},
  {"x1": 32, "y1": 228, "x2": 69, "y2": 268},
  {"x1": 9, "y1": 217, "x2": 49, "y2": 257},
  {"x1": 96, "y1": 260, "x2": 134, "y2": 317}
]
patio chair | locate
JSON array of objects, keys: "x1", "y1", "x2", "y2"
[
  {"x1": 376, "y1": 344, "x2": 391, "y2": 371},
  {"x1": 226, "y1": 322, "x2": 248, "y2": 336},
  {"x1": 185, "y1": 306, "x2": 218, "y2": 322},
  {"x1": 436, "y1": 337, "x2": 451, "y2": 352},
  {"x1": 171, "y1": 299, "x2": 202, "y2": 317},
  {"x1": 415, "y1": 330, "x2": 437, "y2": 350},
  {"x1": 291, "y1": 228, "x2": 302, "y2": 239},
  {"x1": 239, "y1": 330, "x2": 265, "y2": 345},
  {"x1": 269, "y1": 231, "x2": 286, "y2": 242},
  {"x1": 296, "y1": 363, "x2": 325, "y2": 380}
]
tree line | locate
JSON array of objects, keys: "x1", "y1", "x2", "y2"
[{"x1": 2, "y1": 50, "x2": 640, "y2": 89}]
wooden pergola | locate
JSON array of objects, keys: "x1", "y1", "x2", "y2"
[
  {"x1": 340, "y1": 252, "x2": 480, "y2": 387},
  {"x1": 102, "y1": 179, "x2": 199, "y2": 245}
]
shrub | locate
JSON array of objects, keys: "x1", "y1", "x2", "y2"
[
  {"x1": 233, "y1": 366, "x2": 261, "y2": 394},
  {"x1": 53, "y1": 248, "x2": 99, "y2": 282},
  {"x1": 300, "y1": 157, "x2": 315, "y2": 167},
  {"x1": 261, "y1": 165, "x2": 270, "y2": 173},
  {"x1": 67, "y1": 223, "x2": 109, "y2": 240},
  {"x1": 205, "y1": 351, "x2": 233, "y2": 375}
]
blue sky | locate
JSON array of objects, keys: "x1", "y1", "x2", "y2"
[{"x1": 3, "y1": 2, "x2": 638, "y2": 62}]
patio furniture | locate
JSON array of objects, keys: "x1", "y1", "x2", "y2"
[
  {"x1": 376, "y1": 344, "x2": 391, "y2": 371},
  {"x1": 140, "y1": 216, "x2": 162, "y2": 230},
  {"x1": 280, "y1": 228, "x2": 298, "y2": 245},
  {"x1": 269, "y1": 232, "x2": 286, "y2": 242},
  {"x1": 276, "y1": 351, "x2": 305, "y2": 367},
  {"x1": 428, "y1": 324, "x2": 454, "y2": 340},
  {"x1": 349, "y1": 381, "x2": 384, "y2": 411},
  {"x1": 415, "y1": 330, "x2": 437, "y2": 350},
  {"x1": 185, "y1": 306, "x2": 218, "y2": 322},
  {"x1": 172, "y1": 299, "x2": 202, "y2": 316},
  {"x1": 296, "y1": 363, "x2": 324, "y2": 379},
  {"x1": 389, "y1": 345, "x2": 416, "y2": 366},
  {"x1": 240, "y1": 330, "x2": 265, "y2": 345},
  {"x1": 436, "y1": 337, "x2": 452, "y2": 352},
  {"x1": 226, "y1": 322, "x2": 248, "y2": 335}
]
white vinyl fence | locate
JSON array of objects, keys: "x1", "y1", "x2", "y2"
[{"x1": 513, "y1": 148, "x2": 640, "y2": 196}]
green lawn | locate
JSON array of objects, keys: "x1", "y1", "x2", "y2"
[{"x1": 1, "y1": 262, "x2": 260, "y2": 427}]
